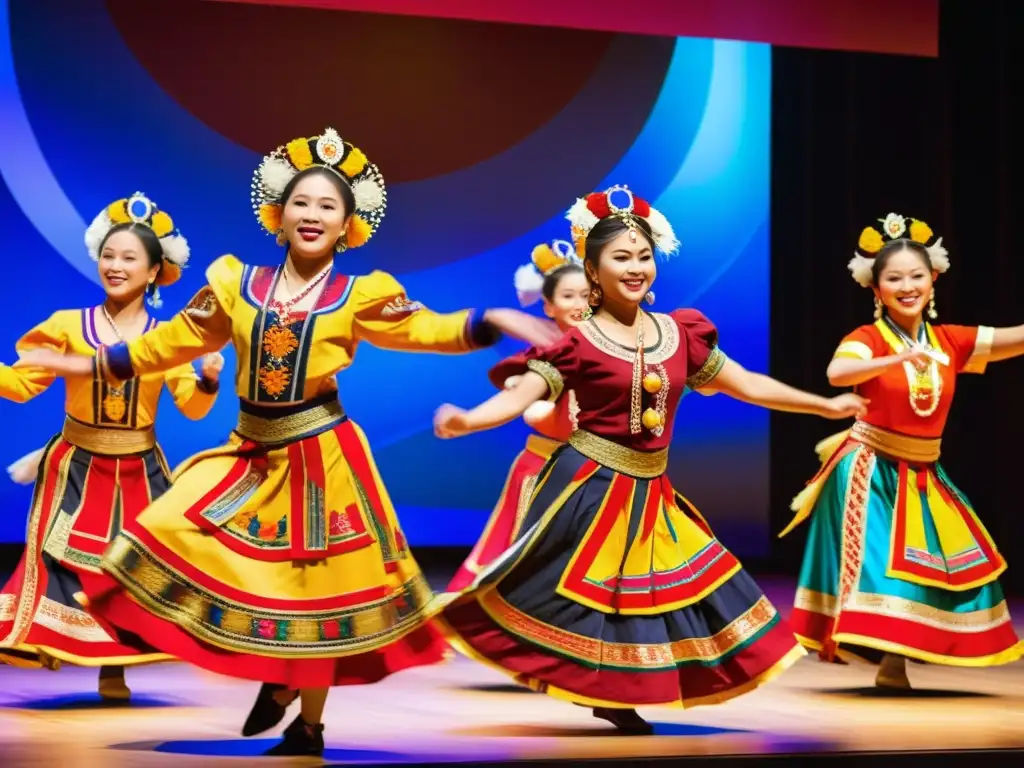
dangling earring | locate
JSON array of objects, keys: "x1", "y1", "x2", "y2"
[
  {"x1": 588, "y1": 285, "x2": 603, "y2": 307},
  {"x1": 145, "y1": 281, "x2": 162, "y2": 309},
  {"x1": 275, "y1": 229, "x2": 287, "y2": 247},
  {"x1": 644, "y1": 290, "x2": 655, "y2": 306},
  {"x1": 927, "y1": 292, "x2": 938, "y2": 320},
  {"x1": 873, "y1": 296, "x2": 883, "y2": 320},
  {"x1": 335, "y1": 235, "x2": 347, "y2": 254}
]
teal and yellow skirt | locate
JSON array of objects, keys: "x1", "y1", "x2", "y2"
[
  {"x1": 437, "y1": 430, "x2": 804, "y2": 709},
  {"x1": 785, "y1": 422, "x2": 1022, "y2": 666}
]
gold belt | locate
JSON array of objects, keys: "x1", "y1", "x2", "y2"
[
  {"x1": 850, "y1": 421, "x2": 941, "y2": 463},
  {"x1": 568, "y1": 429, "x2": 668, "y2": 478},
  {"x1": 525, "y1": 434, "x2": 563, "y2": 460},
  {"x1": 61, "y1": 416, "x2": 155, "y2": 456},
  {"x1": 235, "y1": 399, "x2": 345, "y2": 445}
]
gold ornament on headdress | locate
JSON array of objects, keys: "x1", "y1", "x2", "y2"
[{"x1": 250, "y1": 127, "x2": 387, "y2": 251}]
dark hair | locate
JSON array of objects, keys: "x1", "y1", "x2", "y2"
[
  {"x1": 541, "y1": 263, "x2": 585, "y2": 302},
  {"x1": 583, "y1": 216, "x2": 656, "y2": 269},
  {"x1": 870, "y1": 238, "x2": 933, "y2": 285},
  {"x1": 280, "y1": 166, "x2": 356, "y2": 217},
  {"x1": 97, "y1": 222, "x2": 164, "y2": 302}
]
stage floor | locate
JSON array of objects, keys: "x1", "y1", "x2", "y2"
[{"x1": 1, "y1": 579, "x2": 1022, "y2": 766}]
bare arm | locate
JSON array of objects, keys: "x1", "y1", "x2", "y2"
[
  {"x1": 435, "y1": 372, "x2": 550, "y2": 438},
  {"x1": 988, "y1": 324, "x2": 1024, "y2": 363},
  {"x1": 705, "y1": 358, "x2": 867, "y2": 418}
]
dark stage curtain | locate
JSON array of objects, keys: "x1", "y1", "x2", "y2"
[{"x1": 769, "y1": 0, "x2": 1024, "y2": 591}]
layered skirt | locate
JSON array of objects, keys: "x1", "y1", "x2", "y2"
[
  {"x1": 785, "y1": 421, "x2": 1022, "y2": 666},
  {"x1": 438, "y1": 430, "x2": 803, "y2": 708},
  {"x1": 448, "y1": 435, "x2": 562, "y2": 592},
  {"x1": 82, "y1": 394, "x2": 447, "y2": 689},
  {"x1": 0, "y1": 418, "x2": 170, "y2": 668}
]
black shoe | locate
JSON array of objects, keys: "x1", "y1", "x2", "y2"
[
  {"x1": 241, "y1": 683, "x2": 296, "y2": 737},
  {"x1": 592, "y1": 707, "x2": 654, "y2": 735},
  {"x1": 263, "y1": 715, "x2": 325, "y2": 756}
]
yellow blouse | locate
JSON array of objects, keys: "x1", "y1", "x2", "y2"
[
  {"x1": 0, "y1": 308, "x2": 217, "y2": 427},
  {"x1": 100, "y1": 255, "x2": 498, "y2": 404}
]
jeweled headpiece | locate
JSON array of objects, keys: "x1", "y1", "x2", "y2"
[
  {"x1": 513, "y1": 239, "x2": 581, "y2": 307},
  {"x1": 251, "y1": 127, "x2": 387, "y2": 251},
  {"x1": 566, "y1": 185, "x2": 679, "y2": 258},
  {"x1": 83, "y1": 193, "x2": 190, "y2": 307},
  {"x1": 848, "y1": 212, "x2": 949, "y2": 287}
]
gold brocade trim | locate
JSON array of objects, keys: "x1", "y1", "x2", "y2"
[
  {"x1": 235, "y1": 399, "x2": 344, "y2": 446},
  {"x1": 568, "y1": 429, "x2": 667, "y2": 478},
  {"x1": 850, "y1": 421, "x2": 941, "y2": 463},
  {"x1": 687, "y1": 347, "x2": 726, "y2": 389},
  {"x1": 579, "y1": 312, "x2": 680, "y2": 365},
  {"x1": 478, "y1": 590, "x2": 778, "y2": 669},
  {"x1": 512, "y1": 475, "x2": 538, "y2": 542},
  {"x1": 105, "y1": 534, "x2": 435, "y2": 657},
  {"x1": 526, "y1": 360, "x2": 564, "y2": 402},
  {"x1": 795, "y1": 587, "x2": 1013, "y2": 633},
  {"x1": 61, "y1": 417, "x2": 155, "y2": 456}
]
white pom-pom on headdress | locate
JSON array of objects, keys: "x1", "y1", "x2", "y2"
[
  {"x1": 847, "y1": 253, "x2": 875, "y2": 288},
  {"x1": 352, "y1": 177, "x2": 385, "y2": 212},
  {"x1": 159, "y1": 233, "x2": 191, "y2": 268},
  {"x1": 84, "y1": 210, "x2": 114, "y2": 262},
  {"x1": 258, "y1": 156, "x2": 298, "y2": 198},
  {"x1": 645, "y1": 207, "x2": 680, "y2": 256},
  {"x1": 926, "y1": 237, "x2": 950, "y2": 274},
  {"x1": 514, "y1": 264, "x2": 545, "y2": 307},
  {"x1": 566, "y1": 197, "x2": 600, "y2": 234}
]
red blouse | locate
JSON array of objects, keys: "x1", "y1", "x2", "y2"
[
  {"x1": 490, "y1": 309, "x2": 725, "y2": 452},
  {"x1": 832, "y1": 321, "x2": 993, "y2": 439}
]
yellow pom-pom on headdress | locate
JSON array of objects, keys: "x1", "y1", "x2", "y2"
[
  {"x1": 251, "y1": 127, "x2": 387, "y2": 251},
  {"x1": 514, "y1": 239, "x2": 581, "y2": 307},
  {"x1": 83, "y1": 192, "x2": 190, "y2": 293},
  {"x1": 848, "y1": 212, "x2": 948, "y2": 288}
]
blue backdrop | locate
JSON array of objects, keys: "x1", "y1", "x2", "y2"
[{"x1": 0, "y1": 1, "x2": 770, "y2": 554}]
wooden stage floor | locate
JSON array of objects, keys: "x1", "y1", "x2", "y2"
[{"x1": 1, "y1": 580, "x2": 1022, "y2": 766}]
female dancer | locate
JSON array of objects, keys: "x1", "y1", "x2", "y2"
[
  {"x1": 782, "y1": 213, "x2": 1024, "y2": 688},
  {"x1": 0, "y1": 194, "x2": 221, "y2": 699},
  {"x1": 23, "y1": 128, "x2": 558, "y2": 756},
  {"x1": 433, "y1": 186, "x2": 867, "y2": 733},
  {"x1": 448, "y1": 241, "x2": 588, "y2": 591}
]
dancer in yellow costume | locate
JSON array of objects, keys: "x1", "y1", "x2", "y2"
[
  {"x1": 0, "y1": 193, "x2": 220, "y2": 699},
  {"x1": 24, "y1": 127, "x2": 557, "y2": 756}
]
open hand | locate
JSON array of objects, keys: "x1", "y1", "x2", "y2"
[
  {"x1": 434, "y1": 404, "x2": 472, "y2": 439},
  {"x1": 484, "y1": 309, "x2": 561, "y2": 347},
  {"x1": 16, "y1": 349, "x2": 94, "y2": 378},
  {"x1": 899, "y1": 344, "x2": 931, "y2": 369},
  {"x1": 823, "y1": 392, "x2": 869, "y2": 420}
]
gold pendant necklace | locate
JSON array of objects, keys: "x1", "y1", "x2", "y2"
[
  {"x1": 100, "y1": 305, "x2": 130, "y2": 421},
  {"x1": 887, "y1": 319, "x2": 941, "y2": 418}
]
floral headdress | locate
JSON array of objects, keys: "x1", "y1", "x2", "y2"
[
  {"x1": 251, "y1": 127, "x2": 387, "y2": 251},
  {"x1": 566, "y1": 184, "x2": 679, "y2": 258},
  {"x1": 513, "y1": 239, "x2": 582, "y2": 307},
  {"x1": 83, "y1": 192, "x2": 190, "y2": 307},
  {"x1": 848, "y1": 212, "x2": 949, "y2": 287}
]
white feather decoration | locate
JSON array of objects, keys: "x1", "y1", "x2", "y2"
[
  {"x1": 352, "y1": 178, "x2": 384, "y2": 211},
  {"x1": 159, "y1": 233, "x2": 191, "y2": 267},
  {"x1": 565, "y1": 197, "x2": 600, "y2": 233},
  {"x1": 84, "y1": 210, "x2": 113, "y2": 262},
  {"x1": 926, "y1": 236, "x2": 950, "y2": 273},
  {"x1": 514, "y1": 264, "x2": 545, "y2": 307},
  {"x1": 847, "y1": 253, "x2": 875, "y2": 287},
  {"x1": 259, "y1": 156, "x2": 298, "y2": 198},
  {"x1": 7, "y1": 447, "x2": 44, "y2": 485},
  {"x1": 645, "y1": 207, "x2": 680, "y2": 255}
]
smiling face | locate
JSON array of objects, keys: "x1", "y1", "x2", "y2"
[
  {"x1": 97, "y1": 228, "x2": 161, "y2": 302},
  {"x1": 587, "y1": 228, "x2": 656, "y2": 310},
  {"x1": 542, "y1": 268, "x2": 590, "y2": 330},
  {"x1": 873, "y1": 245, "x2": 935, "y2": 323},
  {"x1": 280, "y1": 170, "x2": 350, "y2": 261}
]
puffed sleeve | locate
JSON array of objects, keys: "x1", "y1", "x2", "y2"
[
  {"x1": 99, "y1": 255, "x2": 239, "y2": 384},
  {"x1": 940, "y1": 324, "x2": 995, "y2": 374},
  {"x1": 832, "y1": 325, "x2": 883, "y2": 361},
  {"x1": 0, "y1": 311, "x2": 69, "y2": 403},
  {"x1": 488, "y1": 332, "x2": 582, "y2": 402},
  {"x1": 672, "y1": 309, "x2": 727, "y2": 389},
  {"x1": 351, "y1": 270, "x2": 501, "y2": 353}
]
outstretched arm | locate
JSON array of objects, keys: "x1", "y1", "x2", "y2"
[
  {"x1": 435, "y1": 372, "x2": 549, "y2": 438},
  {"x1": 703, "y1": 358, "x2": 868, "y2": 419},
  {"x1": 987, "y1": 324, "x2": 1024, "y2": 363}
]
